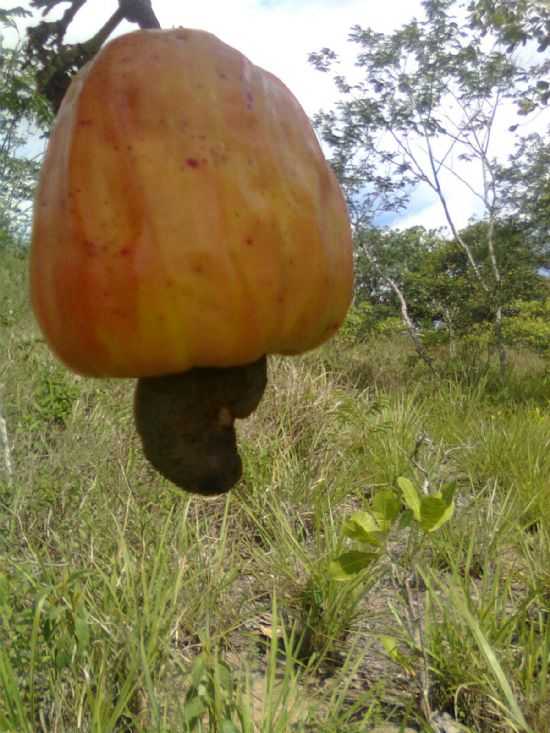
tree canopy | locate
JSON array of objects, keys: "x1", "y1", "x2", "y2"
[
  {"x1": 0, "y1": 7, "x2": 52, "y2": 248},
  {"x1": 310, "y1": 0, "x2": 549, "y2": 368}
]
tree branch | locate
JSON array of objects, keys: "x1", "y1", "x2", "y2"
[
  {"x1": 33, "y1": 8, "x2": 126, "y2": 112},
  {"x1": 27, "y1": 0, "x2": 162, "y2": 112},
  {"x1": 118, "y1": 0, "x2": 161, "y2": 29},
  {"x1": 361, "y1": 240, "x2": 437, "y2": 375}
]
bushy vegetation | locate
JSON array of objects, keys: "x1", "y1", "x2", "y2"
[{"x1": 1, "y1": 251, "x2": 549, "y2": 732}]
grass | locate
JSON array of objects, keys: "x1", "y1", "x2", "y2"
[{"x1": 1, "y1": 249, "x2": 549, "y2": 732}]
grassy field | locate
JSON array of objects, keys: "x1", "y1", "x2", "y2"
[{"x1": 1, "y1": 248, "x2": 549, "y2": 732}]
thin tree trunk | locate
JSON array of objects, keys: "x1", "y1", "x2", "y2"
[
  {"x1": 485, "y1": 215, "x2": 507, "y2": 375},
  {"x1": 359, "y1": 240, "x2": 438, "y2": 376},
  {"x1": 385, "y1": 274, "x2": 438, "y2": 376},
  {"x1": 0, "y1": 391, "x2": 13, "y2": 487}
]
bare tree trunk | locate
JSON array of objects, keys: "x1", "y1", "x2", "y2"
[
  {"x1": 385, "y1": 274, "x2": 438, "y2": 375},
  {"x1": 0, "y1": 390, "x2": 13, "y2": 487},
  {"x1": 485, "y1": 216, "x2": 507, "y2": 375},
  {"x1": 358, "y1": 239, "x2": 438, "y2": 376}
]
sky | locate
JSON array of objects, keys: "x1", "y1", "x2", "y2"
[{"x1": 4, "y1": 0, "x2": 549, "y2": 234}]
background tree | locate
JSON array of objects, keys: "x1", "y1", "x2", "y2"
[
  {"x1": 0, "y1": 6, "x2": 51, "y2": 249},
  {"x1": 310, "y1": 0, "x2": 550, "y2": 372},
  {"x1": 496, "y1": 131, "x2": 550, "y2": 268},
  {"x1": 467, "y1": 0, "x2": 550, "y2": 52},
  {"x1": 351, "y1": 219, "x2": 548, "y2": 362},
  {"x1": 467, "y1": 0, "x2": 550, "y2": 112},
  {"x1": 405, "y1": 220, "x2": 547, "y2": 356},
  {"x1": 353, "y1": 226, "x2": 442, "y2": 370}
]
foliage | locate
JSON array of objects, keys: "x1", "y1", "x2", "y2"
[
  {"x1": 351, "y1": 220, "x2": 548, "y2": 354},
  {"x1": 354, "y1": 226, "x2": 442, "y2": 304},
  {"x1": 467, "y1": 0, "x2": 550, "y2": 52},
  {"x1": 496, "y1": 130, "x2": 550, "y2": 263},
  {"x1": 309, "y1": 0, "x2": 536, "y2": 223},
  {"x1": 467, "y1": 0, "x2": 550, "y2": 110},
  {"x1": 503, "y1": 297, "x2": 550, "y2": 353},
  {"x1": 0, "y1": 7, "x2": 52, "y2": 248},
  {"x1": 309, "y1": 0, "x2": 550, "y2": 371},
  {"x1": 338, "y1": 301, "x2": 380, "y2": 343},
  {"x1": 329, "y1": 478, "x2": 456, "y2": 582}
]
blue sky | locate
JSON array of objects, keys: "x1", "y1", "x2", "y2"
[{"x1": 5, "y1": 0, "x2": 549, "y2": 234}]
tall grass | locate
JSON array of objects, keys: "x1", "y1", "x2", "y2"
[{"x1": 1, "y1": 250, "x2": 549, "y2": 731}]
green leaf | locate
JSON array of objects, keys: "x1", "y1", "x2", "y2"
[
  {"x1": 343, "y1": 511, "x2": 385, "y2": 545},
  {"x1": 399, "y1": 509, "x2": 415, "y2": 529},
  {"x1": 441, "y1": 482, "x2": 457, "y2": 505},
  {"x1": 397, "y1": 477, "x2": 421, "y2": 521},
  {"x1": 419, "y1": 496, "x2": 455, "y2": 533},
  {"x1": 190, "y1": 655, "x2": 207, "y2": 687},
  {"x1": 371, "y1": 489, "x2": 401, "y2": 527},
  {"x1": 215, "y1": 660, "x2": 233, "y2": 691},
  {"x1": 328, "y1": 551, "x2": 378, "y2": 581}
]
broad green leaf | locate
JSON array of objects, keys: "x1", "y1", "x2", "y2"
[
  {"x1": 441, "y1": 482, "x2": 457, "y2": 505},
  {"x1": 343, "y1": 511, "x2": 385, "y2": 545},
  {"x1": 399, "y1": 509, "x2": 414, "y2": 529},
  {"x1": 190, "y1": 655, "x2": 207, "y2": 687},
  {"x1": 372, "y1": 489, "x2": 401, "y2": 527},
  {"x1": 419, "y1": 496, "x2": 455, "y2": 532},
  {"x1": 328, "y1": 551, "x2": 378, "y2": 581},
  {"x1": 397, "y1": 477, "x2": 421, "y2": 521},
  {"x1": 215, "y1": 660, "x2": 233, "y2": 691}
]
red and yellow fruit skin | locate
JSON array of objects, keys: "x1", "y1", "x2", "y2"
[{"x1": 30, "y1": 28, "x2": 354, "y2": 377}]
